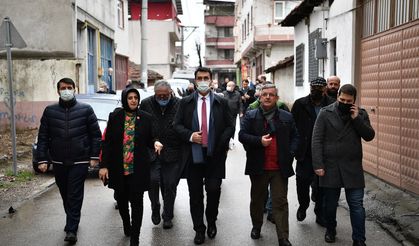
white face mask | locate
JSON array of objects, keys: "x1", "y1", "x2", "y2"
[
  {"x1": 197, "y1": 81, "x2": 210, "y2": 93},
  {"x1": 60, "y1": 89, "x2": 75, "y2": 101}
]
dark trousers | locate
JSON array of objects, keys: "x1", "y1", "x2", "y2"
[
  {"x1": 115, "y1": 175, "x2": 144, "y2": 238},
  {"x1": 148, "y1": 159, "x2": 181, "y2": 221},
  {"x1": 53, "y1": 163, "x2": 88, "y2": 233},
  {"x1": 296, "y1": 174, "x2": 324, "y2": 218},
  {"x1": 250, "y1": 171, "x2": 289, "y2": 240},
  {"x1": 323, "y1": 187, "x2": 366, "y2": 241},
  {"x1": 187, "y1": 163, "x2": 222, "y2": 233}
]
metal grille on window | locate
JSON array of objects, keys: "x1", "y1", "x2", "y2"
[
  {"x1": 363, "y1": 0, "x2": 375, "y2": 37},
  {"x1": 308, "y1": 29, "x2": 321, "y2": 82},
  {"x1": 295, "y1": 43, "x2": 304, "y2": 87}
]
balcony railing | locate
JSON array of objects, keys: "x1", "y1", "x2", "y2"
[{"x1": 254, "y1": 25, "x2": 294, "y2": 42}]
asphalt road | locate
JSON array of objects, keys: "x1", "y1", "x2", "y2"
[{"x1": 0, "y1": 139, "x2": 401, "y2": 246}]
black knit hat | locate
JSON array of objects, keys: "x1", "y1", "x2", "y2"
[{"x1": 310, "y1": 77, "x2": 327, "y2": 87}]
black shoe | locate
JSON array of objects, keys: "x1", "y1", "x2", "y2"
[
  {"x1": 267, "y1": 213, "x2": 275, "y2": 224},
  {"x1": 279, "y1": 238, "x2": 292, "y2": 246},
  {"x1": 315, "y1": 216, "x2": 326, "y2": 227},
  {"x1": 194, "y1": 231, "x2": 205, "y2": 245},
  {"x1": 151, "y1": 207, "x2": 161, "y2": 225},
  {"x1": 325, "y1": 229, "x2": 336, "y2": 243},
  {"x1": 163, "y1": 220, "x2": 173, "y2": 229},
  {"x1": 353, "y1": 240, "x2": 366, "y2": 246},
  {"x1": 130, "y1": 235, "x2": 139, "y2": 246},
  {"x1": 296, "y1": 207, "x2": 306, "y2": 221},
  {"x1": 123, "y1": 222, "x2": 131, "y2": 237},
  {"x1": 250, "y1": 227, "x2": 261, "y2": 239},
  {"x1": 64, "y1": 231, "x2": 77, "y2": 244},
  {"x1": 207, "y1": 223, "x2": 217, "y2": 239}
]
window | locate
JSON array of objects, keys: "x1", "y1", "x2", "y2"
[
  {"x1": 377, "y1": 0, "x2": 391, "y2": 32},
  {"x1": 363, "y1": 0, "x2": 418, "y2": 37},
  {"x1": 308, "y1": 29, "x2": 321, "y2": 82},
  {"x1": 224, "y1": 49, "x2": 234, "y2": 60},
  {"x1": 117, "y1": 0, "x2": 124, "y2": 29},
  {"x1": 395, "y1": 0, "x2": 410, "y2": 26},
  {"x1": 274, "y1": 1, "x2": 285, "y2": 21},
  {"x1": 225, "y1": 27, "x2": 233, "y2": 37},
  {"x1": 244, "y1": 19, "x2": 247, "y2": 37},
  {"x1": 362, "y1": 0, "x2": 375, "y2": 37},
  {"x1": 250, "y1": 7, "x2": 253, "y2": 30},
  {"x1": 295, "y1": 44, "x2": 304, "y2": 86},
  {"x1": 247, "y1": 13, "x2": 250, "y2": 34},
  {"x1": 87, "y1": 27, "x2": 97, "y2": 93}
]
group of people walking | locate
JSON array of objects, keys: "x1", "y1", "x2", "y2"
[{"x1": 36, "y1": 68, "x2": 374, "y2": 246}]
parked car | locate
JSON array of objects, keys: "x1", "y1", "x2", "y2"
[{"x1": 32, "y1": 94, "x2": 121, "y2": 173}]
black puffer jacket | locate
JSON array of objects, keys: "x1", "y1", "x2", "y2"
[
  {"x1": 139, "y1": 95, "x2": 181, "y2": 162},
  {"x1": 37, "y1": 97, "x2": 101, "y2": 165}
]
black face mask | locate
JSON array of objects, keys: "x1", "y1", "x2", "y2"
[
  {"x1": 310, "y1": 90, "x2": 323, "y2": 101},
  {"x1": 338, "y1": 101, "x2": 352, "y2": 114},
  {"x1": 327, "y1": 89, "x2": 338, "y2": 98}
]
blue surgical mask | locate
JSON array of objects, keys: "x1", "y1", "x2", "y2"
[
  {"x1": 60, "y1": 89, "x2": 75, "y2": 101},
  {"x1": 197, "y1": 81, "x2": 210, "y2": 93},
  {"x1": 157, "y1": 98, "x2": 170, "y2": 107}
]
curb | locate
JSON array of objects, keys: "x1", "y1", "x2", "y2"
[
  {"x1": 0, "y1": 177, "x2": 56, "y2": 218},
  {"x1": 338, "y1": 173, "x2": 419, "y2": 246}
]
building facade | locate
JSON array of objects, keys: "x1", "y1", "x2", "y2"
[
  {"x1": 234, "y1": 0, "x2": 299, "y2": 101},
  {"x1": 357, "y1": 0, "x2": 419, "y2": 195},
  {"x1": 281, "y1": 0, "x2": 419, "y2": 194},
  {"x1": 0, "y1": 0, "x2": 117, "y2": 129},
  {"x1": 204, "y1": 0, "x2": 236, "y2": 83},
  {"x1": 128, "y1": 0, "x2": 182, "y2": 80}
]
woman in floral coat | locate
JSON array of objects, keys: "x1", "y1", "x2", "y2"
[{"x1": 99, "y1": 87, "x2": 162, "y2": 246}]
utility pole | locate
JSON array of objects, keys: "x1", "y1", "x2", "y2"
[
  {"x1": 180, "y1": 25, "x2": 199, "y2": 70},
  {"x1": 141, "y1": 0, "x2": 148, "y2": 87}
]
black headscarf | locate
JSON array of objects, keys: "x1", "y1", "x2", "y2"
[{"x1": 121, "y1": 87, "x2": 140, "y2": 112}]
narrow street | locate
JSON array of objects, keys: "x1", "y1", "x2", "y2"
[{"x1": 0, "y1": 137, "x2": 400, "y2": 246}]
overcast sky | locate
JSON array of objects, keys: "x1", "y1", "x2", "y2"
[{"x1": 178, "y1": 0, "x2": 206, "y2": 68}]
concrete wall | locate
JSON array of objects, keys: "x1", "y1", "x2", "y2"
[
  {"x1": 274, "y1": 65, "x2": 294, "y2": 106},
  {"x1": 114, "y1": 0, "x2": 130, "y2": 57},
  {"x1": 77, "y1": 0, "x2": 115, "y2": 38},
  {"x1": 292, "y1": 0, "x2": 356, "y2": 101},
  {"x1": 0, "y1": 59, "x2": 85, "y2": 129},
  {"x1": 129, "y1": 21, "x2": 142, "y2": 64},
  {"x1": 0, "y1": 0, "x2": 74, "y2": 57}
]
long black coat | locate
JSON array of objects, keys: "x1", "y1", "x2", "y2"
[
  {"x1": 239, "y1": 108, "x2": 299, "y2": 178},
  {"x1": 101, "y1": 108, "x2": 154, "y2": 192},
  {"x1": 291, "y1": 94, "x2": 335, "y2": 177},
  {"x1": 174, "y1": 92, "x2": 235, "y2": 179},
  {"x1": 312, "y1": 103, "x2": 375, "y2": 188}
]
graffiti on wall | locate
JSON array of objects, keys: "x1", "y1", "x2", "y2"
[{"x1": 0, "y1": 111, "x2": 37, "y2": 124}]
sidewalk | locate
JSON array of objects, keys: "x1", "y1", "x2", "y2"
[{"x1": 339, "y1": 173, "x2": 419, "y2": 246}]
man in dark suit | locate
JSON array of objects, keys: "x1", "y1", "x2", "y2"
[
  {"x1": 239, "y1": 84, "x2": 298, "y2": 246},
  {"x1": 174, "y1": 67, "x2": 234, "y2": 245}
]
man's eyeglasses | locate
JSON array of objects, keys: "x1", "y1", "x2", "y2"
[{"x1": 261, "y1": 93, "x2": 277, "y2": 98}]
